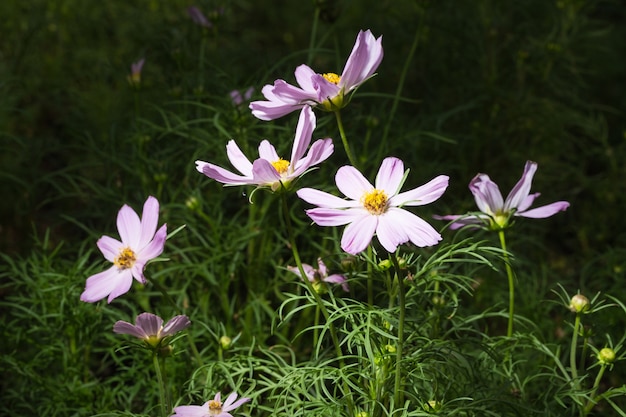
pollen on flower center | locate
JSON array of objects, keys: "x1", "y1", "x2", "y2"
[
  {"x1": 322, "y1": 72, "x2": 341, "y2": 84},
  {"x1": 208, "y1": 399, "x2": 222, "y2": 415},
  {"x1": 271, "y1": 158, "x2": 290, "y2": 174},
  {"x1": 362, "y1": 189, "x2": 388, "y2": 215},
  {"x1": 114, "y1": 247, "x2": 137, "y2": 270}
]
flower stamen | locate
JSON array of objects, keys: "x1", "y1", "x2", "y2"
[
  {"x1": 208, "y1": 399, "x2": 222, "y2": 415},
  {"x1": 114, "y1": 247, "x2": 137, "y2": 270},
  {"x1": 322, "y1": 72, "x2": 341, "y2": 85},
  {"x1": 271, "y1": 158, "x2": 290, "y2": 174},
  {"x1": 362, "y1": 189, "x2": 388, "y2": 215}
]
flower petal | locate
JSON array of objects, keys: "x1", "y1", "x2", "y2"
[
  {"x1": 223, "y1": 392, "x2": 250, "y2": 412},
  {"x1": 311, "y1": 73, "x2": 341, "y2": 103},
  {"x1": 336, "y1": 165, "x2": 373, "y2": 200},
  {"x1": 390, "y1": 175, "x2": 449, "y2": 207},
  {"x1": 341, "y1": 214, "x2": 378, "y2": 254},
  {"x1": 375, "y1": 211, "x2": 410, "y2": 253},
  {"x1": 80, "y1": 267, "x2": 132, "y2": 303},
  {"x1": 251, "y1": 158, "x2": 281, "y2": 187},
  {"x1": 226, "y1": 140, "x2": 254, "y2": 177},
  {"x1": 470, "y1": 174, "x2": 503, "y2": 216},
  {"x1": 258, "y1": 140, "x2": 280, "y2": 162},
  {"x1": 340, "y1": 30, "x2": 384, "y2": 91},
  {"x1": 137, "y1": 224, "x2": 167, "y2": 262},
  {"x1": 135, "y1": 312, "x2": 164, "y2": 337},
  {"x1": 504, "y1": 161, "x2": 537, "y2": 211},
  {"x1": 97, "y1": 235, "x2": 124, "y2": 262},
  {"x1": 297, "y1": 188, "x2": 359, "y2": 209},
  {"x1": 375, "y1": 157, "x2": 404, "y2": 196},
  {"x1": 117, "y1": 204, "x2": 141, "y2": 248},
  {"x1": 113, "y1": 321, "x2": 147, "y2": 339},
  {"x1": 305, "y1": 207, "x2": 365, "y2": 226},
  {"x1": 287, "y1": 263, "x2": 316, "y2": 281},
  {"x1": 516, "y1": 201, "x2": 570, "y2": 218},
  {"x1": 386, "y1": 208, "x2": 442, "y2": 247},
  {"x1": 290, "y1": 106, "x2": 315, "y2": 165},
  {"x1": 196, "y1": 160, "x2": 255, "y2": 185},
  {"x1": 106, "y1": 270, "x2": 135, "y2": 303},
  {"x1": 171, "y1": 403, "x2": 209, "y2": 417},
  {"x1": 433, "y1": 213, "x2": 488, "y2": 230},
  {"x1": 138, "y1": 196, "x2": 159, "y2": 249},
  {"x1": 290, "y1": 138, "x2": 334, "y2": 177},
  {"x1": 294, "y1": 64, "x2": 319, "y2": 93},
  {"x1": 161, "y1": 315, "x2": 191, "y2": 337},
  {"x1": 323, "y1": 274, "x2": 350, "y2": 292}
]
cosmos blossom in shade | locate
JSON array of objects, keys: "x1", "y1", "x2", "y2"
[
  {"x1": 288, "y1": 258, "x2": 349, "y2": 292},
  {"x1": 297, "y1": 157, "x2": 449, "y2": 255},
  {"x1": 249, "y1": 29, "x2": 383, "y2": 120},
  {"x1": 229, "y1": 87, "x2": 254, "y2": 107},
  {"x1": 434, "y1": 160, "x2": 570, "y2": 231},
  {"x1": 128, "y1": 58, "x2": 145, "y2": 86},
  {"x1": 80, "y1": 196, "x2": 167, "y2": 303},
  {"x1": 171, "y1": 392, "x2": 250, "y2": 417},
  {"x1": 195, "y1": 106, "x2": 333, "y2": 191},
  {"x1": 186, "y1": 6, "x2": 212, "y2": 28},
  {"x1": 113, "y1": 312, "x2": 191, "y2": 348}
]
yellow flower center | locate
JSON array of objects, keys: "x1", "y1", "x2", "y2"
[
  {"x1": 362, "y1": 189, "x2": 388, "y2": 215},
  {"x1": 208, "y1": 399, "x2": 222, "y2": 415},
  {"x1": 114, "y1": 247, "x2": 136, "y2": 270},
  {"x1": 323, "y1": 72, "x2": 341, "y2": 84},
  {"x1": 271, "y1": 158, "x2": 290, "y2": 174}
]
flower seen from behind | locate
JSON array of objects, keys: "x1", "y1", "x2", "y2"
[
  {"x1": 435, "y1": 160, "x2": 570, "y2": 230},
  {"x1": 171, "y1": 392, "x2": 250, "y2": 417},
  {"x1": 250, "y1": 29, "x2": 383, "y2": 120},
  {"x1": 114, "y1": 312, "x2": 190, "y2": 348},
  {"x1": 297, "y1": 157, "x2": 448, "y2": 255},
  {"x1": 80, "y1": 196, "x2": 167, "y2": 303},
  {"x1": 196, "y1": 106, "x2": 333, "y2": 192},
  {"x1": 288, "y1": 258, "x2": 349, "y2": 292}
]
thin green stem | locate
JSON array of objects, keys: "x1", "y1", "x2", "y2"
[
  {"x1": 390, "y1": 253, "x2": 405, "y2": 407},
  {"x1": 570, "y1": 313, "x2": 582, "y2": 383},
  {"x1": 307, "y1": 5, "x2": 320, "y2": 65},
  {"x1": 583, "y1": 364, "x2": 607, "y2": 416},
  {"x1": 367, "y1": 246, "x2": 374, "y2": 305},
  {"x1": 498, "y1": 230, "x2": 515, "y2": 337},
  {"x1": 153, "y1": 353, "x2": 168, "y2": 417},
  {"x1": 334, "y1": 110, "x2": 358, "y2": 167}
]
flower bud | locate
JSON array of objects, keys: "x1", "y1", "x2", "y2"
[
  {"x1": 219, "y1": 335, "x2": 232, "y2": 350},
  {"x1": 598, "y1": 347, "x2": 616, "y2": 365},
  {"x1": 378, "y1": 259, "x2": 392, "y2": 271},
  {"x1": 569, "y1": 294, "x2": 590, "y2": 313},
  {"x1": 185, "y1": 196, "x2": 200, "y2": 211}
]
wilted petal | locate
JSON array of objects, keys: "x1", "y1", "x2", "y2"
[
  {"x1": 341, "y1": 214, "x2": 378, "y2": 254},
  {"x1": 391, "y1": 175, "x2": 449, "y2": 207},
  {"x1": 504, "y1": 160, "x2": 537, "y2": 211},
  {"x1": 375, "y1": 157, "x2": 405, "y2": 196},
  {"x1": 516, "y1": 201, "x2": 570, "y2": 218},
  {"x1": 336, "y1": 165, "x2": 373, "y2": 200}
]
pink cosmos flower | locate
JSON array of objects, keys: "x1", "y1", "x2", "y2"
[
  {"x1": 187, "y1": 6, "x2": 212, "y2": 28},
  {"x1": 297, "y1": 157, "x2": 449, "y2": 255},
  {"x1": 250, "y1": 29, "x2": 383, "y2": 120},
  {"x1": 171, "y1": 392, "x2": 250, "y2": 417},
  {"x1": 80, "y1": 196, "x2": 167, "y2": 303},
  {"x1": 435, "y1": 160, "x2": 570, "y2": 230},
  {"x1": 195, "y1": 106, "x2": 333, "y2": 191},
  {"x1": 229, "y1": 87, "x2": 254, "y2": 107},
  {"x1": 114, "y1": 312, "x2": 190, "y2": 348},
  {"x1": 288, "y1": 258, "x2": 349, "y2": 292}
]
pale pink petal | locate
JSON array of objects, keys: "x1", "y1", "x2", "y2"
[
  {"x1": 516, "y1": 201, "x2": 570, "y2": 218},
  {"x1": 316, "y1": 258, "x2": 328, "y2": 276},
  {"x1": 290, "y1": 138, "x2": 334, "y2": 177},
  {"x1": 470, "y1": 174, "x2": 503, "y2": 215},
  {"x1": 113, "y1": 321, "x2": 147, "y2": 339},
  {"x1": 290, "y1": 106, "x2": 315, "y2": 164},
  {"x1": 161, "y1": 315, "x2": 191, "y2": 336},
  {"x1": 226, "y1": 140, "x2": 254, "y2": 176},
  {"x1": 297, "y1": 187, "x2": 359, "y2": 209},
  {"x1": 116, "y1": 204, "x2": 141, "y2": 248},
  {"x1": 517, "y1": 192, "x2": 540, "y2": 212},
  {"x1": 196, "y1": 160, "x2": 255, "y2": 185},
  {"x1": 135, "y1": 312, "x2": 164, "y2": 336},
  {"x1": 138, "y1": 196, "x2": 159, "y2": 249},
  {"x1": 250, "y1": 99, "x2": 301, "y2": 121},
  {"x1": 433, "y1": 214, "x2": 487, "y2": 230},
  {"x1": 504, "y1": 161, "x2": 537, "y2": 211},
  {"x1": 251, "y1": 158, "x2": 281, "y2": 186},
  {"x1": 137, "y1": 224, "x2": 167, "y2": 262},
  {"x1": 336, "y1": 165, "x2": 373, "y2": 200},
  {"x1": 222, "y1": 392, "x2": 250, "y2": 412},
  {"x1": 375, "y1": 211, "x2": 410, "y2": 253},
  {"x1": 294, "y1": 64, "x2": 319, "y2": 92},
  {"x1": 171, "y1": 403, "x2": 209, "y2": 417},
  {"x1": 323, "y1": 274, "x2": 349, "y2": 292},
  {"x1": 80, "y1": 267, "x2": 132, "y2": 303},
  {"x1": 340, "y1": 30, "x2": 384, "y2": 91},
  {"x1": 97, "y1": 235, "x2": 123, "y2": 262},
  {"x1": 311, "y1": 73, "x2": 341, "y2": 103},
  {"x1": 387, "y1": 208, "x2": 442, "y2": 247},
  {"x1": 288, "y1": 263, "x2": 316, "y2": 281},
  {"x1": 106, "y1": 270, "x2": 135, "y2": 303},
  {"x1": 375, "y1": 157, "x2": 404, "y2": 195},
  {"x1": 271, "y1": 79, "x2": 318, "y2": 103},
  {"x1": 341, "y1": 214, "x2": 378, "y2": 254},
  {"x1": 258, "y1": 140, "x2": 280, "y2": 162},
  {"x1": 305, "y1": 207, "x2": 365, "y2": 226},
  {"x1": 390, "y1": 175, "x2": 449, "y2": 207}
]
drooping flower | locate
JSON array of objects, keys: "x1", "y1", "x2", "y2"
[
  {"x1": 250, "y1": 29, "x2": 383, "y2": 120},
  {"x1": 229, "y1": 87, "x2": 254, "y2": 107},
  {"x1": 288, "y1": 258, "x2": 349, "y2": 292},
  {"x1": 297, "y1": 157, "x2": 448, "y2": 255},
  {"x1": 128, "y1": 58, "x2": 145, "y2": 87},
  {"x1": 435, "y1": 161, "x2": 570, "y2": 230},
  {"x1": 195, "y1": 106, "x2": 333, "y2": 191},
  {"x1": 80, "y1": 196, "x2": 167, "y2": 303},
  {"x1": 171, "y1": 392, "x2": 250, "y2": 417},
  {"x1": 114, "y1": 312, "x2": 191, "y2": 348}
]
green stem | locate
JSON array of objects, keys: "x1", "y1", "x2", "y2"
[
  {"x1": 583, "y1": 364, "x2": 607, "y2": 416},
  {"x1": 334, "y1": 110, "x2": 358, "y2": 167},
  {"x1": 498, "y1": 230, "x2": 515, "y2": 337},
  {"x1": 367, "y1": 246, "x2": 374, "y2": 305},
  {"x1": 153, "y1": 353, "x2": 168, "y2": 417},
  {"x1": 390, "y1": 253, "x2": 405, "y2": 407},
  {"x1": 570, "y1": 313, "x2": 582, "y2": 383},
  {"x1": 307, "y1": 5, "x2": 321, "y2": 65}
]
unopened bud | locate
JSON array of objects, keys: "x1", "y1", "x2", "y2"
[
  {"x1": 569, "y1": 294, "x2": 590, "y2": 313},
  {"x1": 598, "y1": 347, "x2": 616, "y2": 365},
  {"x1": 219, "y1": 335, "x2": 232, "y2": 350},
  {"x1": 378, "y1": 259, "x2": 392, "y2": 271}
]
